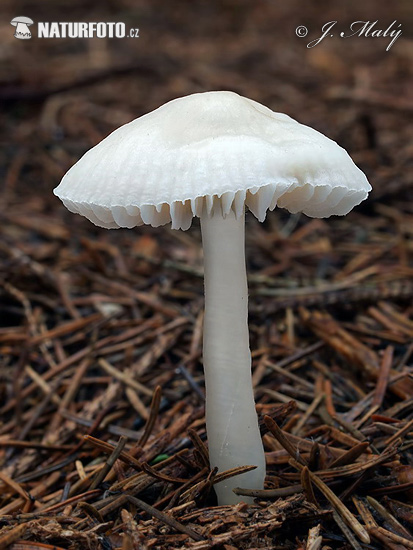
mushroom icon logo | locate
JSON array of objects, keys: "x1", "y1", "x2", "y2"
[{"x1": 11, "y1": 16, "x2": 34, "y2": 39}]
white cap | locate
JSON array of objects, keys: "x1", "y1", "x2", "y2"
[
  {"x1": 54, "y1": 91, "x2": 371, "y2": 230},
  {"x1": 10, "y1": 16, "x2": 34, "y2": 26}
]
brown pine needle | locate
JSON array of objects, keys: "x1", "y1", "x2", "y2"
[
  {"x1": 214, "y1": 464, "x2": 257, "y2": 485},
  {"x1": 125, "y1": 495, "x2": 204, "y2": 541},
  {"x1": 0, "y1": 524, "x2": 28, "y2": 548},
  {"x1": 8, "y1": 542, "x2": 68, "y2": 550},
  {"x1": 301, "y1": 466, "x2": 317, "y2": 506},
  {"x1": 329, "y1": 442, "x2": 370, "y2": 468},
  {"x1": 264, "y1": 415, "x2": 307, "y2": 466},
  {"x1": 85, "y1": 435, "x2": 142, "y2": 471},
  {"x1": 141, "y1": 462, "x2": 188, "y2": 484},
  {"x1": 188, "y1": 429, "x2": 210, "y2": 468},
  {"x1": 90, "y1": 435, "x2": 128, "y2": 489},
  {"x1": 137, "y1": 385, "x2": 162, "y2": 448},
  {"x1": 233, "y1": 484, "x2": 303, "y2": 498},
  {"x1": 385, "y1": 417, "x2": 413, "y2": 447},
  {"x1": 373, "y1": 345, "x2": 394, "y2": 408},
  {"x1": 290, "y1": 459, "x2": 370, "y2": 544},
  {"x1": 292, "y1": 392, "x2": 325, "y2": 435},
  {"x1": 366, "y1": 496, "x2": 413, "y2": 541},
  {"x1": 375, "y1": 527, "x2": 413, "y2": 549},
  {"x1": 98, "y1": 358, "x2": 153, "y2": 397},
  {"x1": 0, "y1": 472, "x2": 32, "y2": 501},
  {"x1": 332, "y1": 510, "x2": 363, "y2": 550},
  {"x1": 352, "y1": 496, "x2": 378, "y2": 531}
]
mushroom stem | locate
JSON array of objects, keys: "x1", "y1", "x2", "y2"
[
  {"x1": 200, "y1": 203, "x2": 266, "y2": 505},
  {"x1": 15, "y1": 22, "x2": 31, "y2": 38}
]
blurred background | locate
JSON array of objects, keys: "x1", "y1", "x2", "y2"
[{"x1": 1, "y1": 0, "x2": 412, "y2": 205}]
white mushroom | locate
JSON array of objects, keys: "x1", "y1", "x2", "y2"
[
  {"x1": 54, "y1": 91, "x2": 371, "y2": 505},
  {"x1": 10, "y1": 16, "x2": 34, "y2": 39}
]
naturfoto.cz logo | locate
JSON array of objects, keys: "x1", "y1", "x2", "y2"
[
  {"x1": 10, "y1": 17, "x2": 140, "y2": 39},
  {"x1": 11, "y1": 16, "x2": 34, "y2": 39}
]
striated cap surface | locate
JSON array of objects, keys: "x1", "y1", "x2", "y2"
[{"x1": 54, "y1": 91, "x2": 371, "y2": 230}]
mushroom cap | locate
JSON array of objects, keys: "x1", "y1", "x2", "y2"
[
  {"x1": 54, "y1": 91, "x2": 371, "y2": 230},
  {"x1": 11, "y1": 16, "x2": 34, "y2": 26}
]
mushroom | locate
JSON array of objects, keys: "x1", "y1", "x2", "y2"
[
  {"x1": 54, "y1": 91, "x2": 371, "y2": 505},
  {"x1": 10, "y1": 16, "x2": 34, "y2": 39}
]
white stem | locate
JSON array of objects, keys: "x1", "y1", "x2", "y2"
[
  {"x1": 15, "y1": 23, "x2": 31, "y2": 37},
  {"x1": 200, "y1": 204, "x2": 265, "y2": 505}
]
